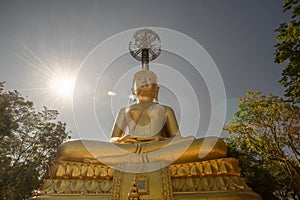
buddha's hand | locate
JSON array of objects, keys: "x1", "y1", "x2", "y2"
[
  {"x1": 111, "y1": 135, "x2": 139, "y2": 144},
  {"x1": 111, "y1": 135, "x2": 165, "y2": 144},
  {"x1": 135, "y1": 135, "x2": 162, "y2": 142}
]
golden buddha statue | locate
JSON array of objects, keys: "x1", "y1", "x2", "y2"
[
  {"x1": 35, "y1": 28, "x2": 262, "y2": 200},
  {"x1": 56, "y1": 69, "x2": 227, "y2": 166},
  {"x1": 56, "y1": 28, "x2": 227, "y2": 167}
]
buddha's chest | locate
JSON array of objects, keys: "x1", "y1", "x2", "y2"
[
  {"x1": 128, "y1": 109, "x2": 162, "y2": 125},
  {"x1": 125, "y1": 105, "x2": 167, "y2": 136}
]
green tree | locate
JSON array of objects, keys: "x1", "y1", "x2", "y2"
[
  {"x1": 226, "y1": 142, "x2": 279, "y2": 200},
  {"x1": 225, "y1": 91, "x2": 300, "y2": 199},
  {"x1": 0, "y1": 82, "x2": 69, "y2": 199},
  {"x1": 275, "y1": 0, "x2": 300, "y2": 102}
]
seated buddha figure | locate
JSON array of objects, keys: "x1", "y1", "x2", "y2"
[{"x1": 56, "y1": 69, "x2": 227, "y2": 166}]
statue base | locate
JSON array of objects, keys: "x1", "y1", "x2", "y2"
[
  {"x1": 33, "y1": 158, "x2": 262, "y2": 200},
  {"x1": 111, "y1": 163, "x2": 173, "y2": 200}
]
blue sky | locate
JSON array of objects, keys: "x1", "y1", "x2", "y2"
[{"x1": 0, "y1": 0, "x2": 289, "y2": 139}]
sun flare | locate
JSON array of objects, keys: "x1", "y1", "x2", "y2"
[{"x1": 48, "y1": 74, "x2": 76, "y2": 99}]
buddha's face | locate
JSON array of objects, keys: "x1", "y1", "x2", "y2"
[{"x1": 132, "y1": 72, "x2": 159, "y2": 102}]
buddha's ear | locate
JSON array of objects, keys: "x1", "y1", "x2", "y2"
[
  {"x1": 131, "y1": 87, "x2": 136, "y2": 94},
  {"x1": 154, "y1": 85, "x2": 160, "y2": 102},
  {"x1": 156, "y1": 85, "x2": 160, "y2": 93}
]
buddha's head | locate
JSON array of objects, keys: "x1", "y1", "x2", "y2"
[{"x1": 132, "y1": 70, "x2": 159, "y2": 102}]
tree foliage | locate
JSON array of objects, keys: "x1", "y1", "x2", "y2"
[
  {"x1": 0, "y1": 82, "x2": 69, "y2": 199},
  {"x1": 225, "y1": 91, "x2": 300, "y2": 199},
  {"x1": 275, "y1": 0, "x2": 300, "y2": 102}
]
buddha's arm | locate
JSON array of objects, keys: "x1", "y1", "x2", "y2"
[
  {"x1": 110, "y1": 108, "x2": 127, "y2": 143},
  {"x1": 165, "y1": 106, "x2": 181, "y2": 137},
  {"x1": 110, "y1": 107, "x2": 143, "y2": 144}
]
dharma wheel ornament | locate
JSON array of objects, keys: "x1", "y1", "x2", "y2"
[{"x1": 129, "y1": 28, "x2": 161, "y2": 70}]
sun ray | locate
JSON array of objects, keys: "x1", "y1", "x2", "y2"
[
  {"x1": 18, "y1": 87, "x2": 50, "y2": 91},
  {"x1": 20, "y1": 42, "x2": 56, "y2": 77},
  {"x1": 15, "y1": 53, "x2": 53, "y2": 79},
  {"x1": 48, "y1": 93, "x2": 63, "y2": 109},
  {"x1": 67, "y1": 39, "x2": 74, "y2": 75}
]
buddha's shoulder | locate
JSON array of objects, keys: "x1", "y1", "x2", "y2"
[
  {"x1": 118, "y1": 103, "x2": 172, "y2": 110},
  {"x1": 161, "y1": 104, "x2": 173, "y2": 110},
  {"x1": 117, "y1": 106, "x2": 129, "y2": 113},
  {"x1": 117, "y1": 104, "x2": 140, "y2": 112},
  {"x1": 162, "y1": 105, "x2": 176, "y2": 114}
]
